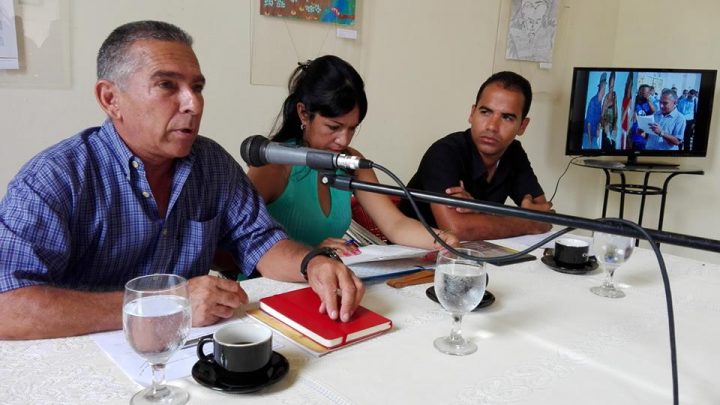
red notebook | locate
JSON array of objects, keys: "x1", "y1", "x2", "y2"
[{"x1": 259, "y1": 287, "x2": 392, "y2": 349}]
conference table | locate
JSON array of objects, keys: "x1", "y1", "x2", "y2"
[{"x1": 2, "y1": 241, "x2": 719, "y2": 404}]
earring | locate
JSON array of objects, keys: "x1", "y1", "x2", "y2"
[{"x1": 300, "y1": 123, "x2": 306, "y2": 130}]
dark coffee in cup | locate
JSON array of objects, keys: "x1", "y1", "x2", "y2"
[
  {"x1": 197, "y1": 322, "x2": 272, "y2": 373},
  {"x1": 554, "y1": 238, "x2": 590, "y2": 268}
]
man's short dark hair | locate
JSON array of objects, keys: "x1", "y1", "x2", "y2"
[
  {"x1": 97, "y1": 20, "x2": 193, "y2": 85},
  {"x1": 475, "y1": 71, "x2": 533, "y2": 119}
]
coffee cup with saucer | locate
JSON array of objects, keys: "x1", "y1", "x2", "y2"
[
  {"x1": 193, "y1": 322, "x2": 288, "y2": 393},
  {"x1": 542, "y1": 238, "x2": 598, "y2": 274}
]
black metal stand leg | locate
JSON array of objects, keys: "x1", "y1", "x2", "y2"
[
  {"x1": 618, "y1": 172, "x2": 627, "y2": 219},
  {"x1": 659, "y1": 173, "x2": 683, "y2": 232},
  {"x1": 637, "y1": 172, "x2": 651, "y2": 227},
  {"x1": 571, "y1": 161, "x2": 704, "y2": 249},
  {"x1": 602, "y1": 169, "x2": 610, "y2": 218}
]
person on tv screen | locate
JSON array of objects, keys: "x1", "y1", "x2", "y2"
[
  {"x1": 643, "y1": 88, "x2": 686, "y2": 150},
  {"x1": 600, "y1": 71, "x2": 618, "y2": 151},
  {"x1": 679, "y1": 89, "x2": 689, "y2": 103},
  {"x1": 677, "y1": 88, "x2": 698, "y2": 150},
  {"x1": 629, "y1": 84, "x2": 655, "y2": 150},
  {"x1": 584, "y1": 72, "x2": 606, "y2": 150},
  {"x1": 649, "y1": 86, "x2": 660, "y2": 111},
  {"x1": 619, "y1": 73, "x2": 634, "y2": 149},
  {"x1": 398, "y1": 71, "x2": 553, "y2": 241}
]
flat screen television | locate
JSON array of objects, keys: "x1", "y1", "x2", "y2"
[{"x1": 566, "y1": 67, "x2": 717, "y2": 166}]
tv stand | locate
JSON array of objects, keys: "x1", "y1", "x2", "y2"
[
  {"x1": 624, "y1": 156, "x2": 680, "y2": 168},
  {"x1": 572, "y1": 160, "x2": 703, "y2": 236}
]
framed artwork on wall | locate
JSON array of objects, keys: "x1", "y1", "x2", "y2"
[{"x1": 260, "y1": 0, "x2": 356, "y2": 26}]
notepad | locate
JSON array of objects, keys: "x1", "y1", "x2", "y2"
[
  {"x1": 459, "y1": 240, "x2": 537, "y2": 266},
  {"x1": 258, "y1": 287, "x2": 392, "y2": 349}
]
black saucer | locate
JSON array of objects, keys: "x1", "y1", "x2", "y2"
[
  {"x1": 541, "y1": 248, "x2": 598, "y2": 274},
  {"x1": 192, "y1": 351, "x2": 289, "y2": 394},
  {"x1": 426, "y1": 286, "x2": 495, "y2": 310}
]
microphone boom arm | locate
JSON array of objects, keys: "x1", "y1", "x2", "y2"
[{"x1": 321, "y1": 172, "x2": 720, "y2": 254}]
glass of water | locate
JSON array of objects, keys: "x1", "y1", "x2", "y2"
[
  {"x1": 433, "y1": 248, "x2": 487, "y2": 356},
  {"x1": 590, "y1": 232, "x2": 635, "y2": 299},
  {"x1": 123, "y1": 274, "x2": 192, "y2": 404}
]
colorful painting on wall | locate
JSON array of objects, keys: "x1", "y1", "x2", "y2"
[{"x1": 260, "y1": 0, "x2": 356, "y2": 25}]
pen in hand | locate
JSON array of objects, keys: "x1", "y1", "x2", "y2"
[{"x1": 344, "y1": 239, "x2": 361, "y2": 255}]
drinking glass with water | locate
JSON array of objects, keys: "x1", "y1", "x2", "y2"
[
  {"x1": 590, "y1": 232, "x2": 635, "y2": 299},
  {"x1": 433, "y1": 248, "x2": 487, "y2": 356},
  {"x1": 123, "y1": 274, "x2": 192, "y2": 404}
]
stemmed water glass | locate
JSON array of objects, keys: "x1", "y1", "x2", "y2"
[
  {"x1": 123, "y1": 274, "x2": 192, "y2": 404},
  {"x1": 590, "y1": 232, "x2": 635, "y2": 298},
  {"x1": 433, "y1": 248, "x2": 487, "y2": 356}
]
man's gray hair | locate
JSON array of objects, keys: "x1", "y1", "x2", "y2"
[
  {"x1": 97, "y1": 20, "x2": 193, "y2": 85},
  {"x1": 661, "y1": 88, "x2": 678, "y2": 102}
]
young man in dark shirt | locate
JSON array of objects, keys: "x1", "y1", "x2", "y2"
[{"x1": 399, "y1": 71, "x2": 553, "y2": 241}]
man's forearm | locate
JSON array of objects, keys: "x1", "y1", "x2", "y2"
[
  {"x1": 256, "y1": 239, "x2": 308, "y2": 282},
  {"x1": 661, "y1": 130, "x2": 681, "y2": 145},
  {"x1": 0, "y1": 286, "x2": 123, "y2": 339},
  {"x1": 438, "y1": 212, "x2": 550, "y2": 241}
]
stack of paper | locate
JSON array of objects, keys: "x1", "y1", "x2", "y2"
[
  {"x1": 345, "y1": 220, "x2": 386, "y2": 246},
  {"x1": 350, "y1": 257, "x2": 434, "y2": 281},
  {"x1": 342, "y1": 244, "x2": 430, "y2": 266}
]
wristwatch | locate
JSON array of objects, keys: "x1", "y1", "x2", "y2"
[{"x1": 300, "y1": 247, "x2": 343, "y2": 280}]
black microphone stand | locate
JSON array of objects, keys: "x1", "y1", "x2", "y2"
[{"x1": 321, "y1": 172, "x2": 720, "y2": 253}]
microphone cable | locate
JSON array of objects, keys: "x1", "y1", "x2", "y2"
[
  {"x1": 595, "y1": 217, "x2": 678, "y2": 405},
  {"x1": 370, "y1": 162, "x2": 678, "y2": 404},
  {"x1": 548, "y1": 156, "x2": 581, "y2": 203}
]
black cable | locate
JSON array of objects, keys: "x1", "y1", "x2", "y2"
[
  {"x1": 595, "y1": 217, "x2": 677, "y2": 405},
  {"x1": 371, "y1": 162, "x2": 458, "y2": 254},
  {"x1": 549, "y1": 156, "x2": 581, "y2": 202}
]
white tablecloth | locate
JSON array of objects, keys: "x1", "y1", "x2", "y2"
[{"x1": 2, "y1": 247, "x2": 719, "y2": 404}]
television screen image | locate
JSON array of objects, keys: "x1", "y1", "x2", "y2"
[{"x1": 566, "y1": 67, "x2": 717, "y2": 165}]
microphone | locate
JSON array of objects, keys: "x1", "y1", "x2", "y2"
[{"x1": 240, "y1": 135, "x2": 373, "y2": 170}]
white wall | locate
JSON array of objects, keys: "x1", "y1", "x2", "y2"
[{"x1": 1, "y1": 0, "x2": 718, "y2": 263}]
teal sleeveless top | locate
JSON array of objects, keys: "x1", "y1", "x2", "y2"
[{"x1": 267, "y1": 165, "x2": 352, "y2": 246}]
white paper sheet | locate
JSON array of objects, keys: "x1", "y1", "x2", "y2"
[
  {"x1": 636, "y1": 115, "x2": 655, "y2": 135},
  {"x1": 91, "y1": 318, "x2": 285, "y2": 387}
]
